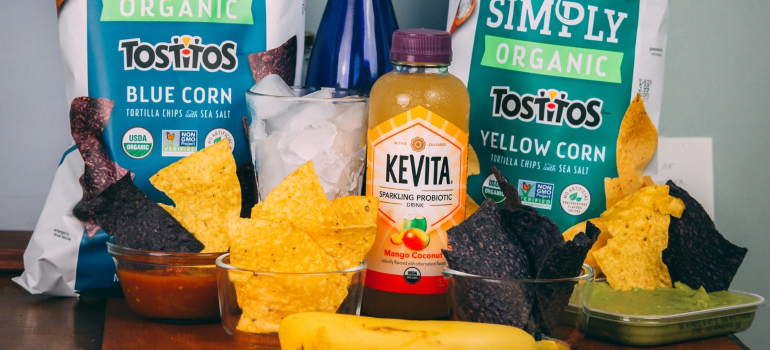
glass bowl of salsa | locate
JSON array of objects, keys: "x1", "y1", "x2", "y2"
[
  {"x1": 216, "y1": 253, "x2": 366, "y2": 348},
  {"x1": 107, "y1": 238, "x2": 224, "y2": 323},
  {"x1": 444, "y1": 264, "x2": 594, "y2": 349}
]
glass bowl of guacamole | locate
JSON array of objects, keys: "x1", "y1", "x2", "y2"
[{"x1": 566, "y1": 281, "x2": 766, "y2": 346}]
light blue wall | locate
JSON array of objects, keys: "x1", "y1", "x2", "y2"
[
  {"x1": 1, "y1": 1, "x2": 768, "y2": 348},
  {"x1": 660, "y1": 2, "x2": 770, "y2": 348},
  {"x1": 0, "y1": 1, "x2": 70, "y2": 230}
]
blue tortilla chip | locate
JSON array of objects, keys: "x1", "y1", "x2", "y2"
[
  {"x1": 531, "y1": 221, "x2": 599, "y2": 334},
  {"x1": 236, "y1": 161, "x2": 258, "y2": 218},
  {"x1": 663, "y1": 181, "x2": 747, "y2": 292},
  {"x1": 494, "y1": 168, "x2": 563, "y2": 277},
  {"x1": 69, "y1": 97, "x2": 129, "y2": 236},
  {"x1": 445, "y1": 199, "x2": 533, "y2": 328},
  {"x1": 73, "y1": 174, "x2": 203, "y2": 252},
  {"x1": 445, "y1": 199, "x2": 530, "y2": 279}
]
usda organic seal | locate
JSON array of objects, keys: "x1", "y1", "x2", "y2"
[
  {"x1": 481, "y1": 174, "x2": 505, "y2": 203},
  {"x1": 122, "y1": 127, "x2": 153, "y2": 159}
]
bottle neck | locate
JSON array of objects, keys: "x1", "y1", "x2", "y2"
[{"x1": 392, "y1": 62, "x2": 449, "y2": 75}]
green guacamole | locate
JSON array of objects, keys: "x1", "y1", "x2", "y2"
[{"x1": 585, "y1": 282, "x2": 758, "y2": 316}]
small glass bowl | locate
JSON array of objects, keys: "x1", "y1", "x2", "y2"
[
  {"x1": 106, "y1": 239, "x2": 224, "y2": 323},
  {"x1": 444, "y1": 264, "x2": 594, "y2": 348},
  {"x1": 216, "y1": 254, "x2": 366, "y2": 349}
]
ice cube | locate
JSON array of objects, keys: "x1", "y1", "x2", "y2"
[
  {"x1": 288, "y1": 120, "x2": 338, "y2": 161},
  {"x1": 276, "y1": 131, "x2": 309, "y2": 165},
  {"x1": 302, "y1": 88, "x2": 334, "y2": 99},
  {"x1": 313, "y1": 150, "x2": 346, "y2": 186},
  {"x1": 330, "y1": 130, "x2": 355, "y2": 155},
  {"x1": 340, "y1": 148, "x2": 367, "y2": 193},
  {"x1": 248, "y1": 117, "x2": 267, "y2": 141},
  {"x1": 290, "y1": 101, "x2": 336, "y2": 129},
  {"x1": 249, "y1": 74, "x2": 294, "y2": 96},
  {"x1": 248, "y1": 74, "x2": 295, "y2": 121},
  {"x1": 318, "y1": 177, "x2": 341, "y2": 201},
  {"x1": 333, "y1": 102, "x2": 367, "y2": 133},
  {"x1": 254, "y1": 136, "x2": 296, "y2": 198},
  {"x1": 266, "y1": 100, "x2": 336, "y2": 134}
]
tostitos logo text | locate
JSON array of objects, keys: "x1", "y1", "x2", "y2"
[
  {"x1": 490, "y1": 87, "x2": 603, "y2": 129},
  {"x1": 119, "y1": 35, "x2": 237, "y2": 72}
]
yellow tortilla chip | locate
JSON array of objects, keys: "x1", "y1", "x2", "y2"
[
  {"x1": 593, "y1": 238, "x2": 672, "y2": 292},
  {"x1": 594, "y1": 185, "x2": 685, "y2": 290},
  {"x1": 602, "y1": 185, "x2": 684, "y2": 252},
  {"x1": 642, "y1": 175, "x2": 655, "y2": 187},
  {"x1": 257, "y1": 162, "x2": 336, "y2": 230},
  {"x1": 250, "y1": 202, "x2": 263, "y2": 218},
  {"x1": 465, "y1": 195, "x2": 479, "y2": 219},
  {"x1": 605, "y1": 94, "x2": 658, "y2": 208},
  {"x1": 307, "y1": 226, "x2": 376, "y2": 270},
  {"x1": 329, "y1": 196, "x2": 379, "y2": 227},
  {"x1": 617, "y1": 94, "x2": 658, "y2": 180},
  {"x1": 305, "y1": 196, "x2": 379, "y2": 270},
  {"x1": 229, "y1": 217, "x2": 337, "y2": 273},
  {"x1": 150, "y1": 140, "x2": 240, "y2": 252},
  {"x1": 604, "y1": 178, "x2": 638, "y2": 209},
  {"x1": 158, "y1": 203, "x2": 176, "y2": 215},
  {"x1": 468, "y1": 144, "x2": 480, "y2": 176},
  {"x1": 234, "y1": 273, "x2": 350, "y2": 334},
  {"x1": 562, "y1": 218, "x2": 610, "y2": 277}
]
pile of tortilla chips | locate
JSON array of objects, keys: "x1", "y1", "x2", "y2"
[
  {"x1": 228, "y1": 162, "x2": 377, "y2": 333},
  {"x1": 82, "y1": 139, "x2": 376, "y2": 333},
  {"x1": 563, "y1": 95, "x2": 747, "y2": 292},
  {"x1": 152, "y1": 144, "x2": 376, "y2": 333},
  {"x1": 445, "y1": 168, "x2": 597, "y2": 335},
  {"x1": 77, "y1": 139, "x2": 259, "y2": 254},
  {"x1": 562, "y1": 94, "x2": 669, "y2": 288}
]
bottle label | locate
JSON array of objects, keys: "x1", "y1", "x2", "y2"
[{"x1": 365, "y1": 106, "x2": 468, "y2": 294}]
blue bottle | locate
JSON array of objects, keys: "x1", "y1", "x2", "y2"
[{"x1": 306, "y1": 0, "x2": 399, "y2": 92}]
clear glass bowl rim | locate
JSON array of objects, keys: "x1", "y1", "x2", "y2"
[
  {"x1": 245, "y1": 85, "x2": 369, "y2": 101},
  {"x1": 106, "y1": 237, "x2": 225, "y2": 265},
  {"x1": 443, "y1": 264, "x2": 594, "y2": 284},
  {"x1": 216, "y1": 253, "x2": 366, "y2": 276}
]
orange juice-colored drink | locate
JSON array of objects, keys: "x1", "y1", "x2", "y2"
[{"x1": 363, "y1": 29, "x2": 470, "y2": 320}]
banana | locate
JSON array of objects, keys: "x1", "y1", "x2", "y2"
[{"x1": 279, "y1": 312, "x2": 536, "y2": 350}]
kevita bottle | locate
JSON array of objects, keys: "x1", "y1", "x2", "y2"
[{"x1": 363, "y1": 29, "x2": 470, "y2": 319}]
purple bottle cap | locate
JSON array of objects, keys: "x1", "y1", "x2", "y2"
[{"x1": 390, "y1": 29, "x2": 452, "y2": 64}]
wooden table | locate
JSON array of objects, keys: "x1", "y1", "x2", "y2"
[{"x1": 0, "y1": 231, "x2": 752, "y2": 349}]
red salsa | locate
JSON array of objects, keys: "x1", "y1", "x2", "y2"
[{"x1": 118, "y1": 267, "x2": 219, "y2": 322}]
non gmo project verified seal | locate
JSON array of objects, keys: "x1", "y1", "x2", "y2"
[
  {"x1": 162, "y1": 130, "x2": 197, "y2": 157},
  {"x1": 518, "y1": 180, "x2": 554, "y2": 210}
]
